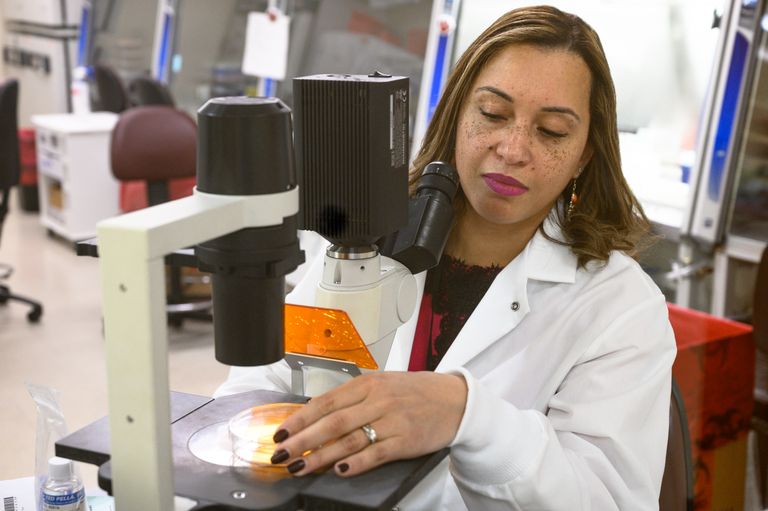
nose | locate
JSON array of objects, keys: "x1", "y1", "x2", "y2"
[{"x1": 493, "y1": 125, "x2": 532, "y2": 166}]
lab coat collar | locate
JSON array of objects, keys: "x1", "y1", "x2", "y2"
[
  {"x1": 386, "y1": 214, "x2": 578, "y2": 372},
  {"x1": 526, "y1": 215, "x2": 578, "y2": 284}
]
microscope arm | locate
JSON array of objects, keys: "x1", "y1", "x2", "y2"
[{"x1": 98, "y1": 187, "x2": 298, "y2": 511}]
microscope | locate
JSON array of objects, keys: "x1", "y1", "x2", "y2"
[{"x1": 57, "y1": 74, "x2": 458, "y2": 510}]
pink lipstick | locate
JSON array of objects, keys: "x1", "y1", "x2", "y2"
[{"x1": 482, "y1": 173, "x2": 529, "y2": 197}]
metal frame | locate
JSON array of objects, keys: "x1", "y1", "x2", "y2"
[
  {"x1": 98, "y1": 187, "x2": 298, "y2": 510},
  {"x1": 285, "y1": 353, "x2": 362, "y2": 396}
]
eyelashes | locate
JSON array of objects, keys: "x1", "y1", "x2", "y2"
[
  {"x1": 479, "y1": 109, "x2": 567, "y2": 139},
  {"x1": 538, "y1": 128, "x2": 567, "y2": 139},
  {"x1": 480, "y1": 109, "x2": 506, "y2": 122}
]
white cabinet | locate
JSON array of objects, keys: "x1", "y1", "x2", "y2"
[
  {"x1": 2, "y1": 0, "x2": 83, "y2": 26},
  {"x1": 31, "y1": 112, "x2": 120, "y2": 242}
]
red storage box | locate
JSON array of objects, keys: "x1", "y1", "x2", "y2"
[
  {"x1": 17, "y1": 128, "x2": 39, "y2": 211},
  {"x1": 18, "y1": 128, "x2": 37, "y2": 183},
  {"x1": 669, "y1": 303, "x2": 755, "y2": 511}
]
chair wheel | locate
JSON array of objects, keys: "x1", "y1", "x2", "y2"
[{"x1": 27, "y1": 305, "x2": 43, "y2": 323}]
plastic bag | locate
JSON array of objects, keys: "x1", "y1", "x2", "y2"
[{"x1": 26, "y1": 383, "x2": 72, "y2": 511}]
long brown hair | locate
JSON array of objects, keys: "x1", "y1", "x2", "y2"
[{"x1": 411, "y1": 5, "x2": 650, "y2": 267}]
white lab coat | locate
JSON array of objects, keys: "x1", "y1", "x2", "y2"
[{"x1": 215, "y1": 218, "x2": 676, "y2": 510}]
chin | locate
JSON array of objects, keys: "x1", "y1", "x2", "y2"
[{"x1": 473, "y1": 203, "x2": 525, "y2": 226}]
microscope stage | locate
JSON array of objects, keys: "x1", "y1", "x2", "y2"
[{"x1": 56, "y1": 390, "x2": 447, "y2": 511}]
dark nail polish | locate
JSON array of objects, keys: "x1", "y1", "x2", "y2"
[
  {"x1": 337, "y1": 462, "x2": 349, "y2": 474},
  {"x1": 287, "y1": 459, "x2": 305, "y2": 474},
  {"x1": 273, "y1": 429, "x2": 289, "y2": 443},
  {"x1": 270, "y1": 449, "x2": 289, "y2": 464}
]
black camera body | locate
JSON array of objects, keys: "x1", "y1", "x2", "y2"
[{"x1": 293, "y1": 73, "x2": 410, "y2": 247}]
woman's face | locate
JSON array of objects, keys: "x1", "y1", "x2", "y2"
[{"x1": 454, "y1": 44, "x2": 593, "y2": 229}]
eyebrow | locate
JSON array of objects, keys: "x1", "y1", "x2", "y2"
[{"x1": 474, "y1": 86, "x2": 581, "y2": 122}]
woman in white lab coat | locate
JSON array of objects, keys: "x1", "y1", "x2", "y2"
[{"x1": 216, "y1": 5, "x2": 676, "y2": 509}]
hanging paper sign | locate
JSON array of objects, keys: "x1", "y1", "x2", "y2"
[{"x1": 242, "y1": 11, "x2": 290, "y2": 79}]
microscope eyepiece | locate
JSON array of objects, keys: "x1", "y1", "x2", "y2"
[
  {"x1": 416, "y1": 161, "x2": 460, "y2": 200},
  {"x1": 378, "y1": 161, "x2": 459, "y2": 275}
]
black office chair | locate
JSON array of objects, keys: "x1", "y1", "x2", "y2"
[
  {"x1": 751, "y1": 247, "x2": 768, "y2": 505},
  {"x1": 128, "y1": 76, "x2": 175, "y2": 107},
  {"x1": 659, "y1": 377, "x2": 694, "y2": 511},
  {"x1": 0, "y1": 79, "x2": 43, "y2": 323},
  {"x1": 91, "y1": 64, "x2": 131, "y2": 113}
]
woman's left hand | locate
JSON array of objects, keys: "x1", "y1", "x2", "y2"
[{"x1": 269, "y1": 371, "x2": 468, "y2": 477}]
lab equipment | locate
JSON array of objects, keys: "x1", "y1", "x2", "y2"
[
  {"x1": 41, "y1": 457, "x2": 86, "y2": 511},
  {"x1": 286, "y1": 72, "x2": 414, "y2": 395},
  {"x1": 58, "y1": 389, "x2": 447, "y2": 510},
  {"x1": 57, "y1": 72, "x2": 456, "y2": 509},
  {"x1": 700, "y1": 0, "x2": 768, "y2": 319},
  {"x1": 195, "y1": 96, "x2": 304, "y2": 365},
  {"x1": 288, "y1": 73, "x2": 458, "y2": 396},
  {"x1": 92, "y1": 95, "x2": 301, "y2": 509}
]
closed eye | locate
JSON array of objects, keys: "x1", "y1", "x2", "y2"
[
  {"x1": 480, "y1": 109, "x2": 506, "y2": 121},
  {"x1": 538, "y1": 127, "x2": 567, "y2": 139}
]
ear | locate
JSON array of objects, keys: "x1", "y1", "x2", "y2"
[{"x1": 575, "y1": 143, "x2": 593, "y2": 178}]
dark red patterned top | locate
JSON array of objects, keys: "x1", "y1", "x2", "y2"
[{"x1": 408, "y1": 255, "x2": 503, "y2": 371}]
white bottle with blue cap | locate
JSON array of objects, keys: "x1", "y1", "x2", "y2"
[{"x1": 41, "y1": 457, "x2": 86, "y2": 511}]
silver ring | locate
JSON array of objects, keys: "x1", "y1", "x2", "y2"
[{"x1": 361, "y1": 424, "x2": 377, "y2": 445}]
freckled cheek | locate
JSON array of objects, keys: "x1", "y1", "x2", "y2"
[
  {"x1": 536, "y1": 150, "x2": 577, "y2": 196},
  {"x1": 536, "y1": 146, "x2": 580, "y2": 187},
  {"x1": 457, "y1": 122, "x2": 491, "y2": 167},
  {"x1": 459, "y1": 118, "x2": 495, "y2": 143}
]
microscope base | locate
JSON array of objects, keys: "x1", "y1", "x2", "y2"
[{"x1": 56, "y1": 390, "x2": 448, "y2": 511}]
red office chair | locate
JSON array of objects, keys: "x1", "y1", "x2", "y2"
[{"x1": 110, "y1": 105, "x2": 211, "y2": 324}]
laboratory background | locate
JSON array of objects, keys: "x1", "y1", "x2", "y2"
[{"x1": 0, "y1": 0, "x2": 766, "y2": 510}]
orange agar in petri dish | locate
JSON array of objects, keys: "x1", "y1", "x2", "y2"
[{"x1": 228, "y1": 402, "x2": 304, "y2": 467}]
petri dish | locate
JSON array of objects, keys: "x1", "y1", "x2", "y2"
[{"x1": 228, "y1": 402, "x2": 304, "y2": 466}]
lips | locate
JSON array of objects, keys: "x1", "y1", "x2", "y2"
[{"x1": 482, "y1": 173, "x2": 529, "y2": 197}]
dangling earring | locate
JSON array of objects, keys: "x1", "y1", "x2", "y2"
[{"x1": 567, "y1": 173, "x2": 580, "y2": 221}]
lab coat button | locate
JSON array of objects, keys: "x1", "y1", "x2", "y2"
[{"x1": 511, "y1": 301, "x2": 520, "y2": 311}]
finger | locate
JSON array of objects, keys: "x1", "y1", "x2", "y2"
[
  {"x1": 286, "y1": 418, "x2": 391, "y2": 475},
  {"x1": 274, "y1": 400, "x2": 382, "y2": 466},
  {"x1": 333, "y1": 438, "x2": 400, "y2": 477},
  {"x1": 273, "y1": 375, "x2": 374, "y2": 441}
]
